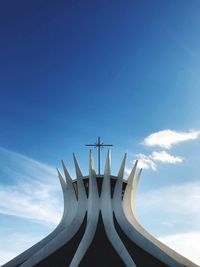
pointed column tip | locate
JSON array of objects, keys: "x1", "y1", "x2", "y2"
[
  {"x1": 133, "y1": 159, "x2": 138, "y2": 170},
  {"x1": 89, "y1": 149, "x2": 96, "y2": 174},
  {"x1": 73, "y1": 153, "x2": 83, "y2": 178},
  {"x1": 56, "y1": 168, "x2": 65, "y2": 182},
  {"x1": 61, "y1": 159, "x2": 66, "y2": 169},
  {"x1": 61, "y1": 160, "x2": 72, "y2": 183},
  {"x1": 72, "y1": 152, "x2": 76, "y2": 162},
  {"x1": 117, "y1": 153, "x2": 127, "y2": 178},
  {"x1": 61, "y1": 159, "x2": 65, "y2": 170},
  {"x1": 131, "y1": 167, "x2": 143, "y2": 190},
  {"x1": 104, "y1": 149, "x2": 111, "y2": 176},
  {"x1": 107, "y1": 148, "x2": 111, "y2": 156},
  {"x1": 73, "y1": 153, "x2": 79, "y2": 167},
  {"x1": 127, "y1": 159, "x2": 138, "y2": 185},
  {"x1": 56, "y1": 167, "x2": 61, "y2": 176},
  {"x1": 138, "y1": 168, "x2": 142, "y2": 176}
]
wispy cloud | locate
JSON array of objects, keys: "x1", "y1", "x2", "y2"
[
  {"x1": 136, "y1": 181, "x2": 200, "y2": 265},
  {"x1": 151, "y1": 151, "x2": 183, "y2": 164},
  {"x1": 0, "y1": 147, "x2": 199, "y2": 265},
  {"x1": 0, "y1": 181, "x2": 61, "y2": 224},
  {"x1": 0, "y1": 250, "x2": 17, "y2": 266},
  {"x1": 127, "y1": 151, "x2": 183, "y2": 171},
  {"x1": 158, "y1": 232, "x2": 200, "y2": 265},
  {"x1": 0, "y1": 146, "x2": 65, "y2": 264},
  {"x1": 137, "y1": 181, "x2": 200, "y2": 217},
  {"x1": 135, "y1": 153, "x2": 157, "y2": 171},
  {"x1": 0, "y1": 231, "x2": 47, "y2": 265},
  {"x1": 0, "y1": 147, "x2": 63, "y2": 224},
  {"x1": 143, "y1": 129, "x2": 200, "y2": 149}
]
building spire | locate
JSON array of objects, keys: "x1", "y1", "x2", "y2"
[{"x1": 85, "y1": 137, "x2": 113, "y2": 175}]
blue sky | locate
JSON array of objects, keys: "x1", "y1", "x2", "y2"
[{"x1": 0, "y1": 0, "x2": 200, "y2": 265}]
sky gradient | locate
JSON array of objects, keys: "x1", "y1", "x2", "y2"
[{"x1": 0, "y1": 0, "x2": 200, "y2": 265}]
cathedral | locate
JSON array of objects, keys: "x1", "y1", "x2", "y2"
[{"x1": 2, "y1": 149, "x2": 198, "y2": 267}]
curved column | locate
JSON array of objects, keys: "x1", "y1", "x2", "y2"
[
  {"x1": 101, "y1": 151, "x2": 137, "y2": 267},
  {"x1": 3, "y1": 151, "x2": 198, "y2": 267},
  {"x1": 2, "y1": 167, "x2": 75, "y2": 267},
  {"x1": 122, "y1": 162, "x2": 198, "y2": 267},
  {"x1": 69, "y1": 151, "x2": 100, "y2": 267},
  {"x1": 60, "y1": 160, "x2": 78, "y2": 225},
  {"x1": 113, "y1": 158, "x2": 182, "y2": 267},
  {"x1": 20, "y1": 158, "x2": 87, "y2": 267}
]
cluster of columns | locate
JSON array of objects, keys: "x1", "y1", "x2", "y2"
[{"x1": 2, "y1": 151, "x2": 198, "y2": 267}]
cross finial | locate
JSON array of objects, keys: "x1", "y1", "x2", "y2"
[{"x1": 85, "y1": 137, "x2": 113, "y2": 175}]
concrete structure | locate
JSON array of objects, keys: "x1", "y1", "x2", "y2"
[{"x1": 2, "y1": 151, "x2": 199, "y2": 267}]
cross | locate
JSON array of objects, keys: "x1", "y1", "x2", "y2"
[{"x1": 85, "y1": 137, "x2": 113, "y2": 175}]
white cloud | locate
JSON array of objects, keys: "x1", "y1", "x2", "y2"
[
  {"x1": 0, "y1": 146, "x2": 63, "y2": 224},
  {"x1": 158, "y1": 232, "x2": 200, "y2": 265},
  {"x1": 151, "y1": 151, "x2": 184, "y2": 164},
  {"x1": 0, "y1": 181, "x2": 61, "y2": 224},
  {"x1": 131, "y1": 151, "x2": 183, "y2": 171},
  {"x1": 0, "y1": 250, "x2": 17, "y2": 265},
  {"x1": 136, "y1": 153, "x2": 157, "y2": 170},
  {"x1": 0, "y1": 231, "x2": 47, "y2": 265},
  {"x1": 0, "y1": 147, "x2": 199, "y2": 265},
  {"x1": 135, "y1": 181, "x2": 200, "y2": 265},
  {"x1": 137, "y1": 181, "x2": 200, "y2": 216},
  {"x1": 0, "y1": 147, "x2": 65, "y2": 264},
  {"x1": 143, "y1": 129, "x2": 200, "y2": 149}
]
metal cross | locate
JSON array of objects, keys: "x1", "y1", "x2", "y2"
[{"x1": 85, "y1": 137, "x2": 113, "y2": 175}]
